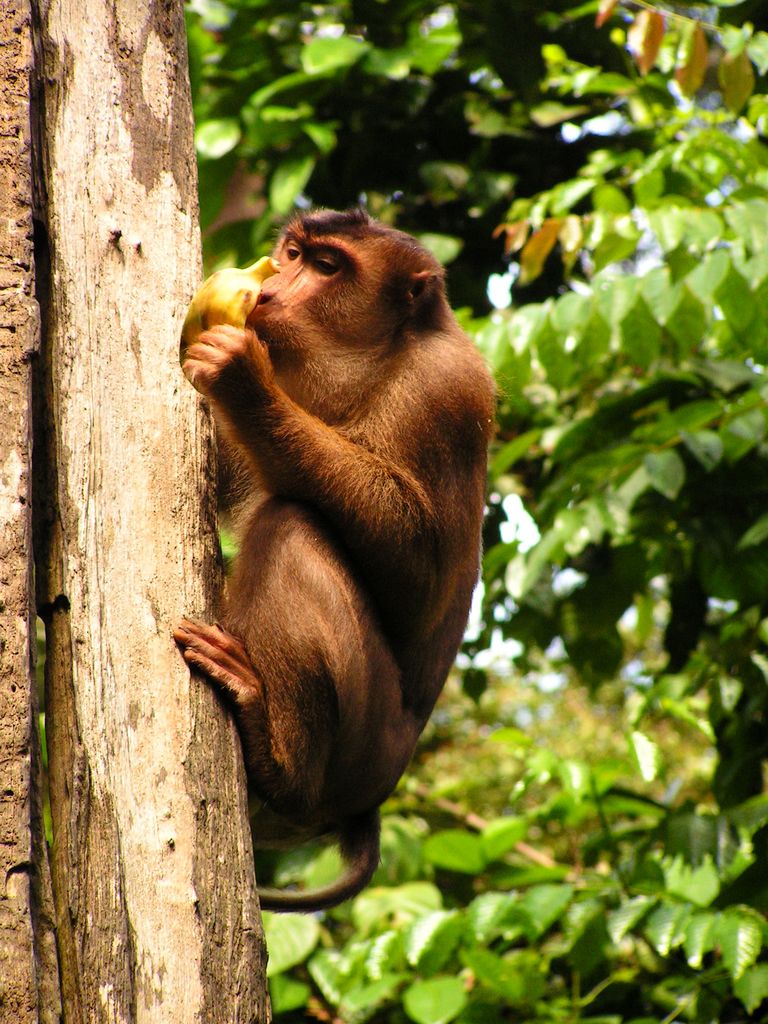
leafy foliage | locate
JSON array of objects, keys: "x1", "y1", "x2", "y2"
[{"x1": 187, "y1": 0, "x2": 768, "y2": 1019}]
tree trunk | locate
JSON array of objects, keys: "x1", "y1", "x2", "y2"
[
  {"x1": 31, "y1": 1, "x2": 269, "y2": 1020},
  {"x1": 0, "y1": 4, "x2": 61, "y2": 1022}
]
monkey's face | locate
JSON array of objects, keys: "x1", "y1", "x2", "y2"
[
  {"x1": 249, "y1": 239, "x2": 390, "y2": 356},
  {"x1": 248, "y1": 216, "x2": 443, "y2": 359}
]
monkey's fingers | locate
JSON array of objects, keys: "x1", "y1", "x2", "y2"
[
  {"x1": 183, "y1": 328, "x2": 270, "y2": 396},
  {"x1": 173, "y1": 619, "x2": 261, "y2": 705}
]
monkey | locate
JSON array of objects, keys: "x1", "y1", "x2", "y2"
[{"x1": 174, "y1": 208, "x2": 495, "y2": 911}]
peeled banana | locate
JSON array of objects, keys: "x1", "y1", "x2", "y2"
[{"x1": 180, "y1": 255, "x2": 278, "y2": 357}]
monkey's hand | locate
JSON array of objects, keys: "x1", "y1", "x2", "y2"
[
  {"x1": 173, "y1": 618, "x2": 262, "y2": 708},
  {"x1": 182, "y1": 323, "x2": 274, "y2": 402}
]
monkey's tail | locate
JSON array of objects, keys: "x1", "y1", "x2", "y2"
[{"x1": 257, "y1": 809, "x2": 381, "y2": 913}]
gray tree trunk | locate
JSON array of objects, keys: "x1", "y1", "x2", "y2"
[
  {"x1": 31, "y1": 0, "x2": 269, "y2": 1020},
  {"x1": 0, "y1": 3, "x2": 61, "y2": 1022}
]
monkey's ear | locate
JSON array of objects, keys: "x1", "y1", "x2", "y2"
[{"x1": 406, "y1": 270, "x2": 437, "y2": 303}]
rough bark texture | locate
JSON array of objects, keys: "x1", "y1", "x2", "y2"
[
  {"x1": 32, "y1": 0, "x2": 269, "y2": 1020},
  {"x1": 0, "y1": 3, "x2": 61, "y2": 1022}
]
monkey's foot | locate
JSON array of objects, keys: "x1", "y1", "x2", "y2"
[{"x1": 173, "y1": 618, "x2": 261, "y2": 705}]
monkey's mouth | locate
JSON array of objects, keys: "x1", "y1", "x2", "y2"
[{"x1": 246, "y1": 289, "x2": 273, "y2": 327}]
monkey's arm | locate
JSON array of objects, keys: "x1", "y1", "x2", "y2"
[{"x1": 184, "y1": 325, "x2": 438, "y2": 558}]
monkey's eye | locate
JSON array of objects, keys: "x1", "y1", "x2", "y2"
[
  {"x1": 285, "y1": 245, "x2": 301, "y2": 261},
  {"x1": 314, "y1": 255, "x2": 341, "y2": 276}
]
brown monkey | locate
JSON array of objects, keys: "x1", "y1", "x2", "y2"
[{"x1": 174, "y1": 208, "x2": 494, "y2": 911}]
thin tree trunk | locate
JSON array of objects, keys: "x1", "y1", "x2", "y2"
[
  {"x1": 0, "y1": 4, "x2": 61, "y2": 1022},
  {"x1": 32, "y1": 1, "x2": 268, "y2": 1020}
]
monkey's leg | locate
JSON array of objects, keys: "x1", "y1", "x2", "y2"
[{"x1": 174, "y1": 615, "x2": 337, "y2": 817}]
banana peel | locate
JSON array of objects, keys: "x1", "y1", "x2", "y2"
[{"x1": 180, "y1": 255, "x2": 278, "y2": 359}]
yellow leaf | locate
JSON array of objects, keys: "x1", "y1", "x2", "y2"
[
  {"x1": 719, "y1": 49, "x2": 755, "y2": 113},
  {"x1": 595, "y1": 0, "x2": 618, "y2": 29},
  {"x1": 628, "y1": 10, "x2": 666, "y2": 75},
  {"x1": 519, "y1": 219, "x2": 563, "y2": 285},
  {"x1": 675, "y1": 23, "x2": 709, "y2": 98},
  {"x1": 494, "y1": 220, "x2": 530, "y2": 256}
]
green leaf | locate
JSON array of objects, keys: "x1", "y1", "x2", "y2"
[
  {"x1": 728, "y1": 406, "x2": 766, "y2": 443},
  {"x1": 715, "y1": 265, "x2": 756, "y2": 333},
  {"x1": 592, "y1": 217, "x2": 642, "y2": 271},
  {"x1": 680, "y1": 430, "x2": 723, "y2": 471},
  {"x1": 684, "y1": 911, "x2": 718, "y2": 968},
  {"x1": 620, "y1": 297, "x2": 661, "y2": 369},
  {"x1": 747, "y1": 32, "x2": 768, "y2": 76},
  {"x1": 725, "y1": 198, "x2": 768, "y2": 254},
  {"x1": 608, "y1": 895, "x2": 657, "y2": 943},
  {"x1": 366, "y1": 931, "x2": 403, "y2": 980},
  {"x1": 303, "y1": 121, "x2": 337, "y2": 154},
  {"x1": 578, "y1": 308, "x2": 612, "y2": 364},
  {"x1": 301, "y1": 35, "x2": 369, "y2": 75},
  {"x1": 416, "y1": 233, "x2": 463, "y2": 265},
  {"x1": 549, "y1": 178, "x2": 595, "y2": 214},
  {"x1": 530, "y1": 101, "x2": 590, "y2": 127},
  {"x1": 340, "y1": 974, "x2": 405, "y2": 1021},
  {"x1": 247, "y1": 71, "x2": 318, "y2": 111},
  {"x1": 664, "y1": 287, "x2": 707, "y2": 356},
  {"x1": 580, "y1": 71, "x2": 636, "y2": 95},
  {"x1": 695, "y1": 357, "x2": 757, "y2": 392},
  {"x1": 307, "y1": 949, "x2": 344, "y2": 1005},
  {"x1": 481, "y1": 817, "x2": 527, "y2": 861},
  {"x1": 737, "y1": 513, "x2": 768, "y2": 550},
  {"x1": 474, "y1": 315, "x2": 533, "y2": 389},
  {"x1": 260, "y1": 103, "x2": 312, "y2": 123},
  {"x1": 593, "y1": 183, "x2": 631, "y2": 214},
  {"x1": 519, "y1": 884, "x2": 574, "y2": 938},
  {"x1": 263, "y1": 913, "x2": 320, "y2": 976},
  {"x1": 364, "y1": 46, "x2": 411, "y2": 80},
  {"x1": 489, "y1": 430, "x2": 541, "y2": 480},
  {"x1": 422, "y1": 830, "x2": 486, "y2": 874},
  {"x1": 269, "y1": 973, "x2": 311, "y2": 1015},
  {"x1": 728, "y1": 794, "x2": 768, "y2": 833},
  {"x1": 718, "y1": 908, "x2": 764, "y2": 980},
  {"x1": 643, "y1": 449, "x2": 685, "y2": 500},
  {"x1": 734, "y1": 963, "x2": 768, "y2": 1013},
  {"x1": 687, "y1": 250, "x2": 730, "y2": 302},
  {"x1": 664, "y1": 855, "x2": 720, "y2": 907},
  {"x1": 269, "y1": 155, "x2": 316, "y2": 214},
  {"x1": 403, "y1": 976, "x2": 467, "y2": 1024},
  {"x1": 535, "y1": 314, "x2": 574, "y2": 390},
  {"x1": 562, "y1": 897, "x2": 604, "y2": 948},
  {"x1": 671, "y1": 399, "x2": 722, "y2": 432},
  {"x1": 195, "y1": 117, "x2": 241, "y2": 159},
  {"x1": 467, "y1": 892, "x2": 518, "y2": 944},
  {"x1": 404, "y1": 911, "x2": 463, "y2": 974},
  {"x1": 648, "y1": 207, "x2": 687, "y2": 253},
  {"x1": 352, "y1": 883, "x2": 443, "y2": 935},
  {"x1": 405, "y1": 18, "x2": 461, "y2": 75},
  {"x1": 460, "y1": 948, "x2": 530, "y2": 1002},
  {"x1": 629, "y1": 729, "x2": 661, "y2": 782},
  {"x1": 645, "y1": 902, "x2": 692, "y2": 956}
]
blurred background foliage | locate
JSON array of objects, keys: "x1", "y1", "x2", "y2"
[{"x1": 186, "y1": 1, "x2": 768, "y2": 1020}]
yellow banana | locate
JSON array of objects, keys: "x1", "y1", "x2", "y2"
[{"x1": 180, "y1": 255, "x2": 279, "y2": 357}]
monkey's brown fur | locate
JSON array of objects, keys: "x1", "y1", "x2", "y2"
[{"x1": 174, "y1": 209, "x2": 494, "y2": 910}]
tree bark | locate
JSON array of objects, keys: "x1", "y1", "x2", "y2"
[
  {"x1": 32, "y1": 1, "x2": 268, "y2": 1020},
  {"x1": 0, "y1": 3, "x2": 61, "y2": 1022}
]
